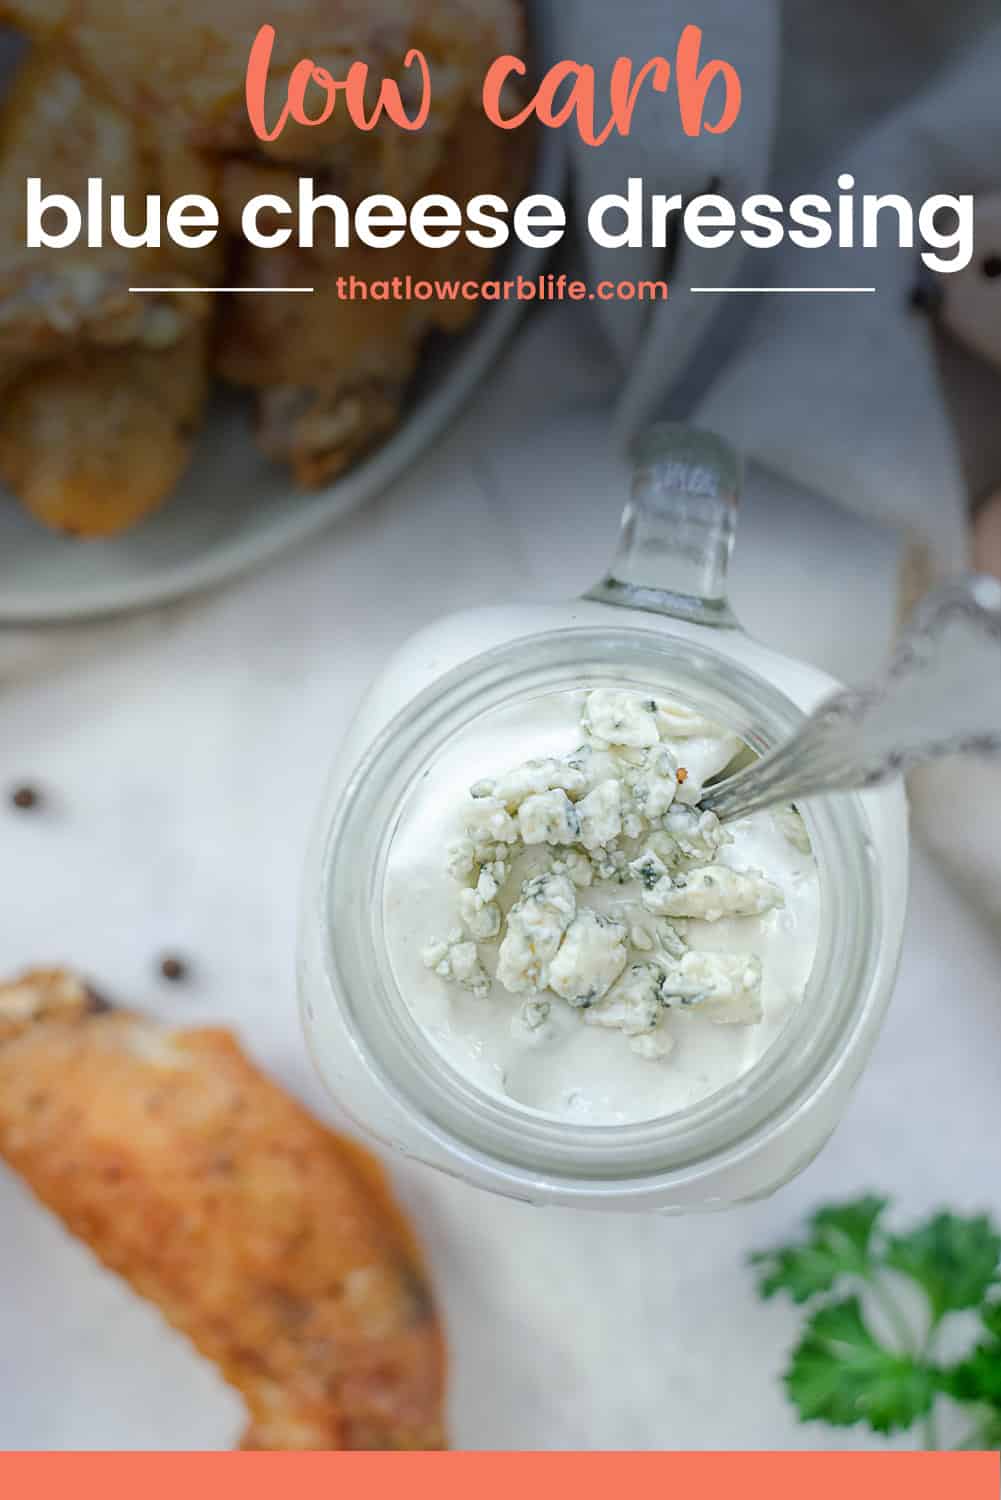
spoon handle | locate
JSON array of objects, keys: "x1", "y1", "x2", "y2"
[{"x1": 702, "y1": 574, "x2": 1001, "y2": 824}]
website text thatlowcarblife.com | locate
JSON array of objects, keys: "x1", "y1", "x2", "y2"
[{"x1": 330, "y1": 274, "x2": 670, "y2": 304}]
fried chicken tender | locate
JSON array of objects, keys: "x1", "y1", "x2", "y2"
[
  {"x1": 0, "y1": 50, "x2": 211, "y2": 362},
  {"x1": 0, "y1": 331, "x2": 209, "y2": 536},
  {"x1": 216, "y1": 104, "x2": 525, "y2": 486},
  {"x1": 0, "y1": 971, "x2": 446, "y2": 1451},
  {"x1": 0, "y1": 52, "x2": 216, "y2": 535},
  {"x1": 0, "y1": 0, "x2": 523, "y2": 197}
]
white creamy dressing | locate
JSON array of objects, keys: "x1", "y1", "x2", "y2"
[{"x1": 383, "y1": 689, "x2": 820, "y2": 1125}]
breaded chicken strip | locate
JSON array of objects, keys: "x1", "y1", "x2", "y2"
[
  {"x1": 216, "y1": 104, "x2": 525, "y2": 486},
  {"x1": 0, "y1": 50, "x2": 212, "y2": 363},
  {"x1": 0, "y1": 52, "x2": 216, "y2": 534},
  {"x1": 0, "y1": 0, "x2": 523, "y2": 196},
  {"x1": 0, "y1": 971, "x2": 446, "y2": 1450},
  {"x1": 0, "y1": 330, "x2": 209, "y2": 536}
]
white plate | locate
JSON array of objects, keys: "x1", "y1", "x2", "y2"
[{"x1": 0, "y1": 131, "x2": 563, "y2": 624}]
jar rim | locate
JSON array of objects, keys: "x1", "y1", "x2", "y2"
[{"x1": 309, "y1": 624, "x2": 885, "y2": 1198}]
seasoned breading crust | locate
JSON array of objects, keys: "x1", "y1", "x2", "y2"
[
  {"x1": 0, "y1": 51, "x2": 215, "y2": 535},
  {"x1": 0, "y1": 328, "x2": 210, "y2": 537},
  {"x1": 0, "y1": 971, "x2": 446, "y2": 1451},
  {"x1": 0, "y1": 50, "x2": 212, "y2": 364}
]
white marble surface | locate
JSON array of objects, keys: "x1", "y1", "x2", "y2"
[{"x1": 1, "y1": 307, "x2": 999, "y2": 1451}]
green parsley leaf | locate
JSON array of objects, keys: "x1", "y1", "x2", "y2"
[
  {"x1": 885, "y1": 1213, "x2": 1001, "y2": 1324},
  {"x1": 750, "y1": 1244, "x2": 847, "y2": 1303},
  {"x1": 750, "y1": 1195, "x2": 887, "y2": 1303},
  {"x1": 753, "y1": 1199, "x2": 1001, "y2": 1447},
  {"x1": 810, "y1": 1196, "x2": 888, "y2": 1263},
  {"x1": 948, "y1": 1341, "x2": 1001, "y2": 1409},
  {"x1": 980, "y1": 1300, "x2": 1001, "y2": 1342},
  {"x1": 785, "y1": 1297, "x2": 938, "y2": 1435}
]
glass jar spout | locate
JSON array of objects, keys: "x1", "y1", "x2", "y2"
[{"x1": 587, "y1": 424, "x2": 742, "y2": 628}]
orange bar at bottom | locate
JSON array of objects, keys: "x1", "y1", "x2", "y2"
[{"x1": 0, "y1": 1451, "x2": 997, "y2": 1500}]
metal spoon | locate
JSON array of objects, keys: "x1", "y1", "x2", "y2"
[{"x1": 700, "y1": 574, "x2": 1001, "y2": 824}]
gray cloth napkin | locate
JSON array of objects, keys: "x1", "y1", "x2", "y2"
[{"x1": 544, "y1": 0, "x2": 1001, "y2": 571}]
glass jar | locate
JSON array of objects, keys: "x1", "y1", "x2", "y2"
[{"x1": 299, "y1": 428, "x2": 909, "y2": 1211}]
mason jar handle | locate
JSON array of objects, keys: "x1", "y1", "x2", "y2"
[{"x1": 586, "y1": 424, "x2": 742, "y2": 629}]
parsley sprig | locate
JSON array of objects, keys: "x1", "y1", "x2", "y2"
[{"x1": 750, "y1": 1196, "x2": 1001, "y2": 1449}]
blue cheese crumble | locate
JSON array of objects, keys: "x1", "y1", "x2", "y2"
[
  {"x1": 585, "y1": 962, "x2": 669, "y2": 1054},
  {"x1": 659, "y1": 952, "x2": 764, "y2": 1023},
  {"x1": 576, "y1": 780, "x2": 623, "y2": 850},
  {"x1": 518, "y1": 789, "x2": 581, "y2": 846},
  {"x1": 422, "y1": 688, "x2": 797, "y2": 1065},
  {"x1": 643, "y1": 866, "x2": 783, "y2": 922},
  {"x1": 582, "y1": 691, "x2": 661, "y2": 748},
  {"x1": 496, "y1": 873, "x2": 577, "y2": 993},
  {"x1": 421, "y1": 931, "x2": 491, "y2": 1000},
  {"x1": 548, "y1": 911, "x2": 629, "y2": 1007}
]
